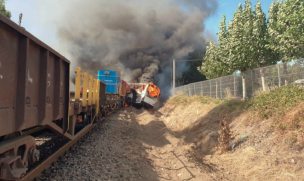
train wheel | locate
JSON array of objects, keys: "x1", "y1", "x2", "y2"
[{"x1": 0, "y1": 135, "x2": 39, "y2": 180}]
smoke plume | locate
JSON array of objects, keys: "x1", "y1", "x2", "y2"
[{"x1": 57, "y1": 0, "x2": 218, "y2": 98}]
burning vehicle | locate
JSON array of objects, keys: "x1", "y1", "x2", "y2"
[{"x1": 125, "y1": 83, "x2": 161, "y2": 109}]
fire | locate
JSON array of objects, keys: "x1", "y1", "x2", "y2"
[{"x1": 124, "y1": 103, "x2": 133, "y2": 107}]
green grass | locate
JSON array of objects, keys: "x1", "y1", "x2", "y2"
[{"x1": 250, "y1": 85, "x2": 304, "y2": 119}]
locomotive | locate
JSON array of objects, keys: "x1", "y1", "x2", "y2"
[{"x1": 97, "y1": 70, "x2": 127, "y2": 112}]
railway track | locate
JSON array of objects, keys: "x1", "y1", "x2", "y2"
[
  {"x1": 19, "y1": 110, "x2": 119, "y2": 181},
  {"x1": 19, "y1": 122, "x2": 98, "y2": 181}
]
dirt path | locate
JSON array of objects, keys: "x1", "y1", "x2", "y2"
[
  {"x1": 127, "y1": 108, "x2": 219, "y2": 181},
  {"x1": 38, "y1": 107, "x2": 227, "y2": 181}
]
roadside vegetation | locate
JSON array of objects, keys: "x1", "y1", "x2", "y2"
[
  {"x1": 160, "y1": 85, "x2": 304, "y2": 180},
  {"x1": 250, "y1": 85, "x2": 304, "y2": 118},
  {"x1": 169, "y1": 85, "x2": 304, "y2": 130}
]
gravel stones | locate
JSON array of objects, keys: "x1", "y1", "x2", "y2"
[{"x1": 36, "y1": 109, "x2": 157, "y2": 181}]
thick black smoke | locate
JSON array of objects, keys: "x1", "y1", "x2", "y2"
[{"x1": 57, "y1": 0, "x2": 218, "y2": 98}]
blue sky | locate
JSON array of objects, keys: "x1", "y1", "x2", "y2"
[{"x1": 5, "y1": 0, "x2": 273, "y2": 53}]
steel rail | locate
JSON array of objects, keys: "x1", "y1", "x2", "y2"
[
  {"x1": 22, "y1": 126, "x2": 47, "y2": 136},
  {"x1": 19, "y1": 122, "x2": 99, "y2": 181},
  {"x1": 18, "y1": 106, "x2": 118, "y2": 181}
]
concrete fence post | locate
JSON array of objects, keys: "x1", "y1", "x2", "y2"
[
  {"x1": 260, "y1": 69, "x2": 266, "y2": 91},
  {"x1": 242, "y1": 75, "x2": 246, "y2": 100}
]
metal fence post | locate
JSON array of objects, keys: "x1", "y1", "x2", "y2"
[
  {"x1": 173, "y1": 59, "x2": 176, "y2": 95},
  {"x1": 188, "y1": 85, "x2": 190, "y2": 96},
  {"x1": 251, "y1": 70, "x2": 254, "y2": 97},
  {"x1": 278, "y1": 64, "x2": 281, "y2": 87},
  {"x1": 242, "y1": 74, "x2": 246, "y2": 100},
  {"x1": 194, "y1": 83, "x2": 196, "y2": 96}
]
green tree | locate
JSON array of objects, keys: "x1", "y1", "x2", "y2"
[
  {"x1": 200, "y1": 0, "x2": 276, "y2": 79},
  {"x1": 268, "y1": 0, "x2": 304, "y2": 62},
  {"x1": 0, "y1": 0, "x2": 11, "y2": 19},
  {"x1": 253, "y1": 1, "x2": 276, "y2": 66},
  {"x1": 227, "y1": 0, "x2": 271, "y2": 71},
  {"x1": 267, "y1": 0, "x2": 282, "y2": 61},
  {"x1": 199, "y1": 15, "x2": 233, "y2": 79}
]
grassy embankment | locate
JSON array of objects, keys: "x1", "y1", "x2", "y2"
[{"x1": 167, "y1": 85, "x2": 304, "y2": 131}]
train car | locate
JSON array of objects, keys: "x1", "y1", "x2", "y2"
[
  {"x1": 97, "y1": 70, "x2": 128, "y2": 112},
  {"x1": 0, "y1": 13, "x2": 106, "y2": 180}
]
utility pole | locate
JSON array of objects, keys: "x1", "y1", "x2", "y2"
[
  {"x1": 172, "y1": 58, "x2": 204, "y2": 96},
  {"x1": 173, "y1": 59, "x2": 176, "y2": 95},
  {"x1": 170, "y1": 60, "x2": 173, "y2": 84}
]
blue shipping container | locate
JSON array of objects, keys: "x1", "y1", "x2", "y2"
[{"x1": 98, "y1": 70, "x2": 120, "y2": 94}]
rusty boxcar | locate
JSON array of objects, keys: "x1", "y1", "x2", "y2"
[{"x1": 0, "y1": 13, "x2": 107, "y2": 180}]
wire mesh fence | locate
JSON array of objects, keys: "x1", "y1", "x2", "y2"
[{"x1": 174, "y1": 59, "x2": 304, "y2": 99}]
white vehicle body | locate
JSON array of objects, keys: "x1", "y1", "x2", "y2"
[{"x1": 127, "y1": 83, "x2": 158, "y2": 107}]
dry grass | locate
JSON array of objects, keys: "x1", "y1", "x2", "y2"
[
  {"x1": 224, "y1": 87, "x2": 233, "y2": 99},
  {"x1": 161, "y1": 85, "x2": 304, "y2": 180},
  {"x1": 167, "y1": 94, "x2": 224, "y2": 106},
  {"x1": 216, "y1": 114, "x2": 231, "y2": 154}
]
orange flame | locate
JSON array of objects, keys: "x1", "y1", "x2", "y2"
[{"x1": 124, "y1": 103, "x2": 133, "y2": 107}]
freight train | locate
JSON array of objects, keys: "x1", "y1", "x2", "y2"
[{"x1": 0, "y1": 14, "x2": 161, "y2": 180}]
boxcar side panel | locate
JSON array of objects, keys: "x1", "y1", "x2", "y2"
[
  {"x1": 23, "y1": 40, "x2": 41, "y2": 130},
  {"x1": 0, "y1": 19, "x2": 18, "y2": 136},
  {"x1": 0, "y1": 13, "x2": 71, "y2": 137},
  {"x1": 44, "y1": 52, "x2": 56, "y2": 123}
]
